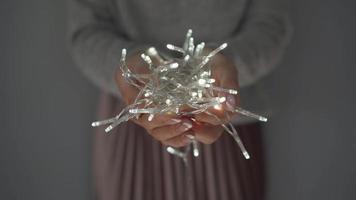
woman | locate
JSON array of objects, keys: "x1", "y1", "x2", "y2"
[{"x1": 68, "y1": 0, "x2": 291, "y2": 199}]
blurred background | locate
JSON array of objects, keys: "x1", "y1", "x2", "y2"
[{"x1": 1, "y1": 0, "x2": 355, "y2": 199}]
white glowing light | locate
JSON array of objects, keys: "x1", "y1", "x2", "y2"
[
  {"x1": 207, "y1": 79, "x2": 216, "y2": 83},
  {"x1": 169, "y1": 63, "x2": 179, "y2": 69},
  {"x1": 198, "y1": 79, "x2": 206, "y2": 85},
  {"x1": 121, "y1": 48, "x2": 127, "y2": 57},
  {"x1": 148, "y1": 114, "x2": 154, "y2": 121},
  {"x1": 229, "y1": 89, "x2": 238, "y2": 95},
  {"x1": 144, "y1": 92, "x2": 152, "y2": 97},
  {"x1": 166, "y1": 99, "x2": 172, "y2": 105},
  {"x1": 166, "y1": 146, "x2": 175, "y2": 154},
  {"x1": 214, "y1": 104, "x2": 223, "y2": 110},
  {"x1": 147, "y1": 47, "x2": 157, "y2": 55}
]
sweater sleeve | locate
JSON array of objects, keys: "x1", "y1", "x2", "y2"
[
  {"x1": 225, "y1": 0, "x2": 292, "y2": 87},
  {"x1": 67, "y1": 0, "x2": 144, "y2": 97}
]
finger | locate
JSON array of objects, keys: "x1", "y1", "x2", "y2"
[
  {"x1": 218, "y1": 76, "x2": 240, "y2": 112},
  {"x1": 198, "y1": 86, "x2": 239, "y2": 125},
  {"x1": 162, "y1": 130, "x2": 194, "y2": 147},
  {"x1": 134, "y1": 113, "x2": 182, "y2": 130},
  {"x1": 149, "y1": 119, "x2": 193, "y2": 141},
  {"x1": 194, "y1": 98, "x2": 234, "y2": 125},
  {"x1": 194, "y1": 110, "x2": 228, "y2": 126},
  {"x1": 194, "y1": 123, "x2": 224, "y2": 144}
]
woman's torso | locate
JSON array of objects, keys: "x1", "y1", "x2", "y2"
[{"x1": 109, "y1": 0, "x2": 249, "y2": 45}]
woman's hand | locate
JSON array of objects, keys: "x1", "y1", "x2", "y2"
[
  {"x1": 192, "y1": 52, "x2": 240, "y2": 144},
  {"x1": 115, "y1": 53, "x2": 194, "y2": 147},
  {"x1": 115, "y1": 52, "x2": 239, "y2": 147}
]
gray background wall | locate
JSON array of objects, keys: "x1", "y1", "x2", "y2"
[{"x1": 0, "y1": 0, "x2": 355, "y2": 200}]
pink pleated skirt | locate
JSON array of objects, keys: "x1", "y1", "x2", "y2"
[{"x1": 93, "y1": 94, "x2": 264, "y2": 200}]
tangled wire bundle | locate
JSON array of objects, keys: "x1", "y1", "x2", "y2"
[{"x1": 91, "y1": 30, "x2": 267, "y2": 161}]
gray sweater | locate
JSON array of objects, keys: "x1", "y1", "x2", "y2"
[{"x1": 68, "y1": 0, "x2": 292, "y2": 121}]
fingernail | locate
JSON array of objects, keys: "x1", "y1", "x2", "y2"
[
  {"x1": 179, "y1": 122, "x2": 192, "y2": 132},
  {"x1": 166, "y1": 118, "x2": 182, "y2": 125},
  {"x1": 226, "y1": 94, "x2": 236, "y2": 111}
]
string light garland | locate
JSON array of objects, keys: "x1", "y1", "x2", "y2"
[{"x1": 91, "y1": 29, "x2": 267, "y2": 161}]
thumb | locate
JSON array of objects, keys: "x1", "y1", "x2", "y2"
[
  {"x1": 115, "y1": 67, "x2": 140, "y2": 105},
  {"x1": 218, "y1": 75, "x2": 240, "y2": 112}
]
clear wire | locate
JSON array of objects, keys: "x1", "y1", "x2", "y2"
[{"x1": 91, "y1": 29, "x2": 268, "y2": 173}]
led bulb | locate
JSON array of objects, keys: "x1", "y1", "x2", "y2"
[{"x1": 198, "y1": 79, "x2": 206, "y2": 85}]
